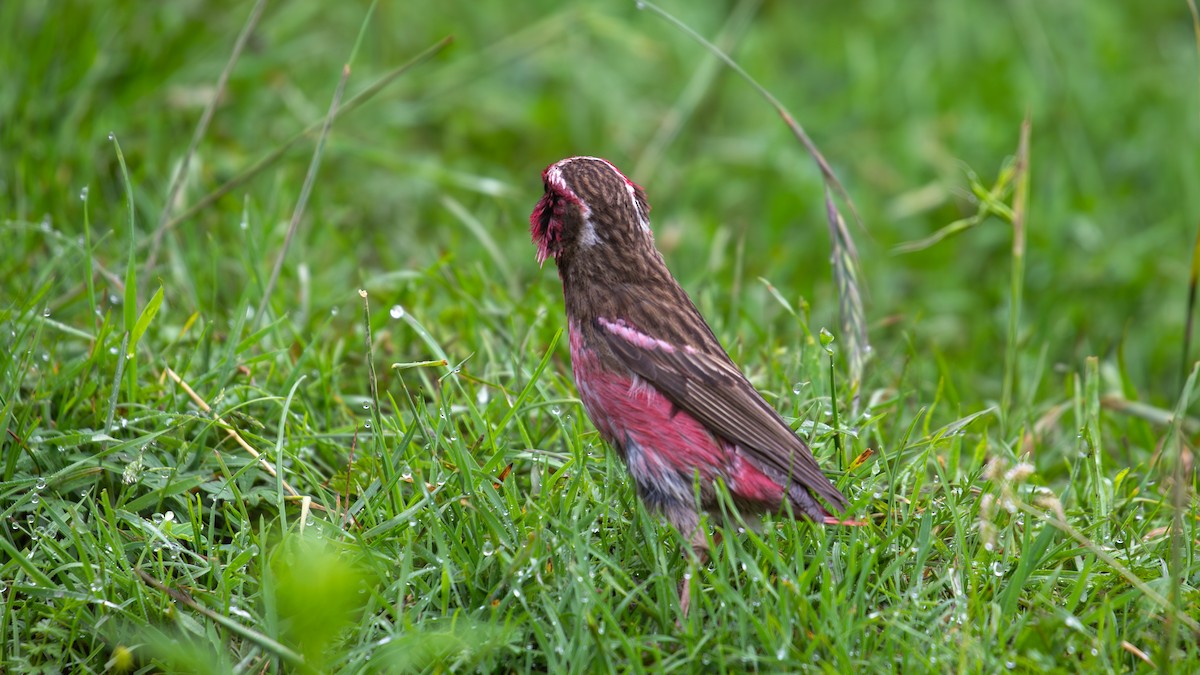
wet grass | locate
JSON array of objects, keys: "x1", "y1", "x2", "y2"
[{"x1": 2, "y1": 0, "x2": 1198, "y2": 672}]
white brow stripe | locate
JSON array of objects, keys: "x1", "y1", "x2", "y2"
[
  {"x1": 622, "y1": 180, "x2": 650, "y2": 233},
  {"x1": 579, "y1": 216, "x2": 600, "y2": 247}
]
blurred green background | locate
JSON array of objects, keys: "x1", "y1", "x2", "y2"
[{"x1": 4, "y1": 0, "x2": 1195, "y2": 395}]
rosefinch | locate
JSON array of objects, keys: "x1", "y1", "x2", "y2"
[{"x1": 530, "y1": 156, "x2": 850, "y2": 616}]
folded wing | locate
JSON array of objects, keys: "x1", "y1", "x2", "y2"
[{"x1": 595, "y1": 315, "x2": 848, "y2": 513}]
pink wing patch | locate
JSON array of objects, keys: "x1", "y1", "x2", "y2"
[{"x1": 596, "y1": 316, "x2": 676, "y2": 353}]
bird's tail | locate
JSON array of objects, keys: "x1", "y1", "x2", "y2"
[
  {"x1": 788, "y1": 483, "x2": 864, "y2": 525},
  {"x1": 822, "y1": 514, "x2": 867, "y2": 527}
]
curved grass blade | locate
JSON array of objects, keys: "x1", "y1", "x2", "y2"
[
  {"x1": 640, "y1": 1, "x2": 871, "y2": 399},
  {"x1": 143, "y1": 0, "x2": 268, "y2": 279},
  {"x1": 254, "y1": 63, "x2": 350, "y2": 327},
  {"x1": 826, "y1": 187, "x2": 870, "y2": 396},
  {"x1": 150, "y1": 37, "x2": 453, "y2": 242},
  {"x1": 639, "y1": 1, "x2": 862, "y2": 227}
]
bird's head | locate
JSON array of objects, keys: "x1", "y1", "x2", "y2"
[{"x1": 530, "y1": 156, "x2": 652, "y2": 268}]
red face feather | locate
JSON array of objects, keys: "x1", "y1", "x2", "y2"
[
  {"x1": 530, "y1": 163, "x2": 583, "y2": 265},
  {"x1": 531, "y1": 156, "x2": 852, "y2": 615}
]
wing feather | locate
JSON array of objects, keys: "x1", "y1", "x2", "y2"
[{"x1": 596, "y1": 316, "x2": 848, "y2": 512}]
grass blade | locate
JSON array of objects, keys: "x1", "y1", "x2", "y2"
[
  {"x1": 128, "y1": 285, "x2": 164, "y2": 357},
  {"x1": 640, "y1": 0, "x2": 871, "y2": 403},
  {"x1": 825, "y1": 187, "x2": 870, "y2": 400},
  {"x1": 632, "y1": 0, "x2": 760, "y2": 180},
  {"x1": 110, "y1": 134, "x2": 137, "y2": 334},
  {"x1": 639, "y1": 1, "x2": 862, "y2": 226},
  {"x1": 254, "y1": 63, "x2": 350, "y2": 327},
  {"x1": 152, "y1": 37, "x2": 452, "y2": 240},
  {"x1": 1001, "y1": 117, "x2": 1031, "y2": 433},
  {"x1": 143, "y1": 0, "x2": 268, "y2": 279}
]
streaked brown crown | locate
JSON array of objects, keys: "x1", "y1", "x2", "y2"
[{"x1": 529, "y1": 156, "x2": 652, "y2": 269}]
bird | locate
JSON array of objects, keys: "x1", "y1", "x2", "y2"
[{"x1": 529, "y1": 156, "x2": 851, "y2": 618}]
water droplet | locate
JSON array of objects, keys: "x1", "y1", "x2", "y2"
[
  {"x1": 229, "y1": 605, "x2": 253, "y2": 620},
  {"x1": 42, "y1": 307, "x2": 50, "y2": 318},
  {"x1": 330, "y1": 307, "x2": 339, "y2": 316},
  {"x1": 992, "y1": 561, "x2": 1006, "y2": 577},
  {"x1": 364, "y1": 420, "x2": 372, "y2": 430},
  {"x1": 362, "y1": 402, "x2": 371, "y2": 410},
  {"x1": 792, "y1": 382, "x2": 805, "y2": 395},
  {"x1": 550, "y1": 407, "x2": 561, "y2": 416},
  {"x1": 389, "y1": 305, "x2": 406, "y2": 319},
  {"x1": 30, "y1": 494, "x2": 40, "y2": 505},
  {"x1": 107, "y1": 132, "x2": 115, "y2": 141},
  {"x1": 80, "y1": 186, "x2": 89, "y2": 201},
  {"x1": 482, "y1": 540, "x2": 495, "y2": 557},
  {"x1": 512, "y1": 588, "x2": 521, "y2": 598},
  {"x1": 34, "y1": 477, "x2": 45, "y2": 490}
]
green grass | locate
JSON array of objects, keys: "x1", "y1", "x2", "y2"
[{"x1": 2, "y1": 0, "x2": 1198, "y2": 672}]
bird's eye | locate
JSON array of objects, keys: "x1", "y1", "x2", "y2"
[{"x1": 539, "y1": 196, "x2": 557, "y2": 238}]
